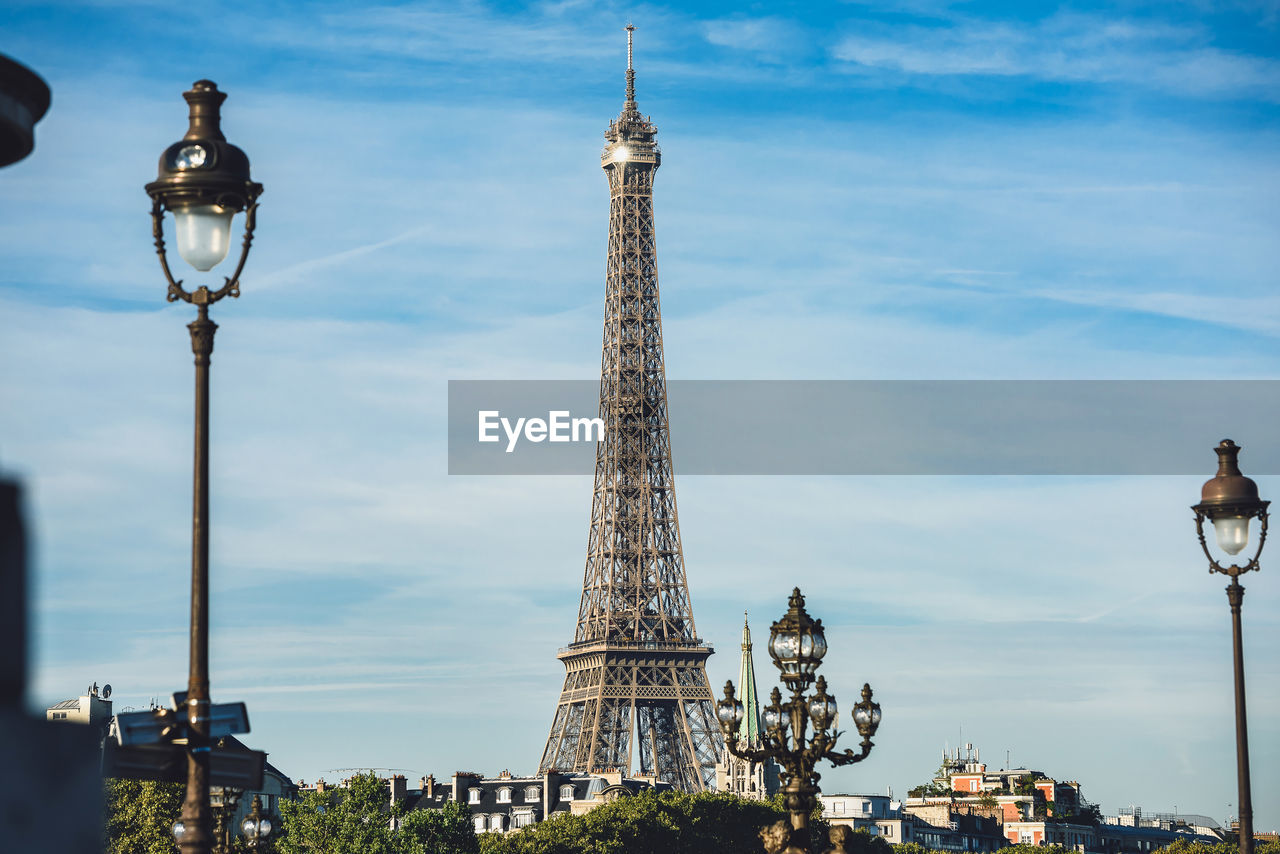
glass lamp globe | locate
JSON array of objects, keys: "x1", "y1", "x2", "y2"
[
  {"x1": 809, "y1": 692, "x2": 837, "y2": 727},
  {"x1": 173, "y1": 204, "x2": 235, "y2": 271},
  {"x1": 717, "y1": 681, "x2": 745, "y2": 733},
  {"x1": 769, "y1": 588, "x2": 828, "y2": 682},
  {"x1": 171, "y1": 820, "x2": 186, "y2": 841},
  {"x1": 852, "y1": 684, "x2": 883, "y2": 738},
  {"x1": 1212, "y1": 516, "x2": 1250, "y2": 555}
]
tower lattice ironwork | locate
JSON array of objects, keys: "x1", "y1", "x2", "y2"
[{"x1": 537, "y1": 27, "x2": 722, "y2": 792}]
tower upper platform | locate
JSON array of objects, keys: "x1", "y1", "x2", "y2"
[{"x1": 602, "y1": 25, "x2": 659, "y2": 171}]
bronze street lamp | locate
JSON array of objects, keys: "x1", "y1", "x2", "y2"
[
  {"x1": 1192, "y1": 439, "x2": 1269, "y2": 854},
  {"x1": 240, "y1": 794, "x2": 274, "y2": 851},
  {"x1": 210, "y1": 786, "x2": 244, "y2": 854},
  {"x1": 146, "y1": 80, "x2": 263, "y2": 854},
  {"x1": 717, "y1": 588, "x2": 882, "y2": 854}
]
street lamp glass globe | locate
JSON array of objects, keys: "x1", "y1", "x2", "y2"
[
  {"x1": 770, "y1": 632, "x2": 799, "y2": 665},
  {"x1": 171, "y1": 820, "x2": 186, "y2": 841},
  {"x1": 173, "y1": 203, "x2": 235, "y2": 271},
  {"x1": 242, "y1": 817, "x2": 259, "y2": 839},
  {"x1": 1213, "y1": 516, "x2": 1250, "y2": 555},
  {"x1": 717, "y1": 699, "x2": 743, "y2": 728},
  {"x1": 809, "y1": 694, "x2": 837, "y2": 726},
  {"x1": 801, "y1": 626, "x2": 827, "y2": 662},
  {"x1": 259, "y1": 818, "x2": 272, "y2": 837}
]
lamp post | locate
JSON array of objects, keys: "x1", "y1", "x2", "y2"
[
  {"x1": 240, "y1": 794, "x2": 274, "y2": 851},
  {"x1": 1192, "y1": 439, "x2": 1269, "y2": 854},
  {"x1": 717, "y1": 588, "x2": 882, "y2": 854},
  {"x1": 147, "y1": 80, "x2": 263, "y2": 854}
]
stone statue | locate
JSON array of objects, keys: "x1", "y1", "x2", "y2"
[
  {"x1": 824, "y1": 825, "x2": 854, "y2": 854},
  {"x1": 760, "y1": 820, "x2": 792, "y2": 854}
]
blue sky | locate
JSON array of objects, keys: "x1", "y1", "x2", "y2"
[{"x1": 3, "y1": 0, "x2": 1279, "y2": 830}]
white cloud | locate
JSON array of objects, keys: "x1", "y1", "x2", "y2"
[{"x1": 831, "y1": 11, "x2": 1280, "y2": 100}]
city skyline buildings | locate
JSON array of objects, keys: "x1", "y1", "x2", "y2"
[{"x1": 1, "y1": 0, "x2": 1277, "y2": 830}]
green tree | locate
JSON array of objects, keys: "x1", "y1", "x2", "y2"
[
  {"x1": 476, "y1": 789, "x2": 835, "y2": 854},
  {"x1": 276, "y1": 773, "x2": 477, "y2": 854},
  {"x1": 1157, "y1": 841, "x2": 1280, "y2": 854},
  {"x1": 400, "y1": 802, "x2": 480, "y2": 854},
  {"x1": 1001, "y1": 845, "x2": 1072, "y2": 854},
  {"x1": 104, "y1": 778, "x2": 183, "y2": 854},
  {"x1": 891, "y1": 843, "x2": 932, "y2": 854}
]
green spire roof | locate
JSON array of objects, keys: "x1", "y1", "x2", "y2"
[{"x1": 737, "y1": 611, "x2": 763, "y2": 746}]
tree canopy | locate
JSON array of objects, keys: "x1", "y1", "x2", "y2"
[
  {"x1": 276, "y1": 772, "x2": 477, "y2": 854},
  {"x1": 474, "y1": 790, "x2": 845, "y2": 854},
  {"x1": 104, "y1": 778, "x2": 183, "y2": 854}
]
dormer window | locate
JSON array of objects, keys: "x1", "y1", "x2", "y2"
[
  {"x1": 560, "y1": 784, "x2": 575, "y2": 801},
  {"x1": 468, "y1": 788, "x2": 481, "y2": 804},
  {"x1": 525, "y1": 786, "x2": 540, "y2": 801},
  {"x1": 473, "y1": 815, "x2": 486, "y2": 833},
  {"x1": 490, "y1": 815, "x2": 505, "y2": 831},
  {"x1": 497, "y1": 787, "x2": 512, "y2": 803}
]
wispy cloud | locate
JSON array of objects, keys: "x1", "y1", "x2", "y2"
[{"x1": 831, "y1": 11, "x2": 1280, "y2": 100}]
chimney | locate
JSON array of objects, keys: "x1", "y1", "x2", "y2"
[
  {"x1": 452, "y1": 771, "x2": 481, "y2": 803},
  {"x1": 390, "y1": 774, "x2": 406, "y2": 805},
  {"x1": 543, "y1": 769, "x2": 562, "y2": 816},
  {"x1": 425, "y1": 774, "x2": 436, "y2": 799}
]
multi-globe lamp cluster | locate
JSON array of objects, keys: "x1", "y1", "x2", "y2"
[{"x1": 718, "y1": 589, "x2": 882, "y2": 854}]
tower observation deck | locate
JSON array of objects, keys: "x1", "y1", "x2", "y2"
[{"x1": 536, "y1": 27, "x2": 722, "y2": 792}]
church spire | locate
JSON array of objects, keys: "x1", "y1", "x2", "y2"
[{"x1": 737, "y1": 611, "x2": 763, "y2": 746}]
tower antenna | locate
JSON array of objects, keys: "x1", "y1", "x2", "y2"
[{"x1": 624, "y1": 24, "x2": 637, "y2": 108}]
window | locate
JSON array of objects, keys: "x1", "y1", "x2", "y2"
[
  {"x1": 489, "y1": 815, "x2": 504, "y2": 831},
  {"x1": 515, "y1": 812, "x2": 534, "y2": 828},
  {"x1": 560, "y1": 785, "x2": 575, "y2": 801},
  {"x1": 469, "y1": 788, "x2": 481, "y2": 804},
  {"x1": 525, "y1": 787, "x2": 540, "y2": 801},
  {"x1": 1021, "y1": 833, "x2": 1034, "y2": 844},
  {"x1": 497, "y1": 787, "x2": 512, "y2": 803},
  {"x1": 833, "y1": 802, "x2": 846, "y2": 814},
  {"x1": 970, "y1": 780, "x2": 979, "y2": 792},
  {"x1": 473, "y1": 816, "x2": 486, "y2": 833}
]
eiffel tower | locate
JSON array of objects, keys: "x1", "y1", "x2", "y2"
[{"x1": 537, "y1": 27, "x2": 722, "y2": 792}]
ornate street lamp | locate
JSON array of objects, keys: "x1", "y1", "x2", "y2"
[
  {"x1": 240, "y1": 794, "x2": 274, "y2": 851},
  {"x1": 718, "y1": 588, "x2": 882, "y2": 854},
  {"x1": 209, "y1": 787, "x2": 244, "y2": 854},
  {"x1": 1192, "y1": 439, "x2": 1269, "y2": 854},
  {"x1": 148, "y1": 80, "x2": 263, "y2": 854}
]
